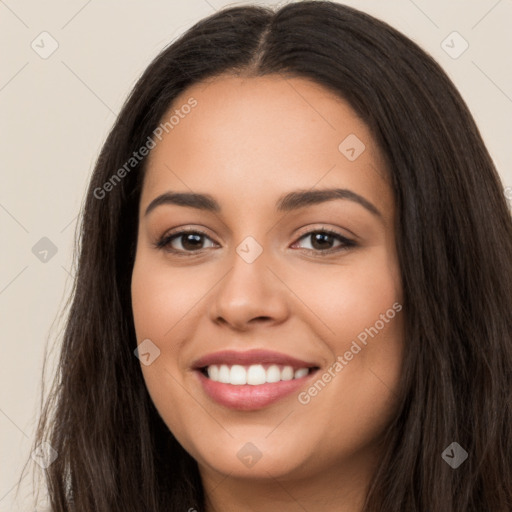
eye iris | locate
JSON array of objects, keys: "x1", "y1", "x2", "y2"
[
  {"x1": 181, "y1": 233, "x2": 204, "y2": 250},
  {"x1": 311, "y1": 232, "x2": 334, "y2": 250}
]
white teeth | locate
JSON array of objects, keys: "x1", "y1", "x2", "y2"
[
  {"x1": 247, "y1": 364, "x2": 266, "y2": 385},
  {"x1": 281, "y1": 366, "x2": 294, "y2": 381},
  {"x1": 205, "y1": 364, "x2": 312, "y2": 385},
  {"x1": 294, "y1": 368, "x2": 309, "y2": 379},
  {"x1": 230, "y1": 365, "x2": 247, "y2": 385},
  {"x1": 207, "y1": 365, "x2": 219, "y2": 381},
  {"x1": 266, "y1": 364, "x2": 281, "y2": 383},
  {"x1": 218, "y1": 364, "x2": 230, "y2": 383}
]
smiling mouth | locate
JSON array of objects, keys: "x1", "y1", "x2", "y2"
[
  {"x1": 192, "y1": 349, "x2": 321, "y2": 409},
  {"x1": 195, "y1": 364, "x2": 320, "y2": 410},
  {"x1": 199, "y1": 363, "x2": 319, "y2": 385}
]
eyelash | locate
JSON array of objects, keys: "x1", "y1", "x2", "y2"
[{"x1": 154, "y1": 227, "x2": 357, "y2": 257}]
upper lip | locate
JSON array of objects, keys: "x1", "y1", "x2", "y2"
[{"x1": 192, "y1": 349, "x2": 319, "y2": 370}]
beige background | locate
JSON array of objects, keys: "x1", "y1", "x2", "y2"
[{"x1": 1, "y1": 0, "x2": 511, "y2": 510}]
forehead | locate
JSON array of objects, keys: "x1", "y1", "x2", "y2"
[{"x1": 141, "y1": 74, "x2": 392, "y2": 220}]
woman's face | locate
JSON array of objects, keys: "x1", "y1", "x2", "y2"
[{"x1": 131, "y1": 74, "x2": 404, "y2": 484}]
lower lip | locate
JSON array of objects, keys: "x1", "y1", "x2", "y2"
[{"x1": 195, "y1": 369, "x2": 317, "y2": 410}]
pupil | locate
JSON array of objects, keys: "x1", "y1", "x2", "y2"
[
  {"x1": 183, "y1": 233, "x2": 203, "y2": 250},
  {"x1": 312, "y1": 233, "x2": 332, "y2": 250}
]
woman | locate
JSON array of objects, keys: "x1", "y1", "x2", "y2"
[{"x1": 31, "y1": 1, "x2": 512, "y2": 510}]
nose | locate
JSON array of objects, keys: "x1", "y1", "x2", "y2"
[{"x1": 208, "y1": 247, "x2": 290, "y2": 331}]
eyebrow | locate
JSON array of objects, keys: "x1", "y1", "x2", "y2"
[{"x1": 144, "y1": 188, "x2": 382, "y2": 218}]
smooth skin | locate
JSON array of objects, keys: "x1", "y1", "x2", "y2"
[{"x1": 131, "y1": 74, "x2": 404, "y2": 512}]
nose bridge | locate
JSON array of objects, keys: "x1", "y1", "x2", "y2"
[{"x1": 208, "y1": 234, "x2": 289, "y2": 328}]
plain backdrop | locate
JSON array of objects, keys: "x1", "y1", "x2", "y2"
[{"x1": 1, "y1": 0, "x2": 511, "y2": 510}]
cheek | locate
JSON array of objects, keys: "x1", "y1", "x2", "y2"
[
  {"x1": 131, "y1": 255, "x2": 201, "y2": 341},
  {"x1": 292, "y1": 246, "x2": 404, "y2": 426},
  {"x1": 297, "y1": 285, "x2": 403, "y2": 464},
  {"x1": 131, "y1": 256, "x2": 196, "y2": 436},
  {"x1": 291, "y1": 246, "x2": 402, "y2": 344}
]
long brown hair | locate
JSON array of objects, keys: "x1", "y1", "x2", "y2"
[{"x1": 28, "y1": 2, "x2": 512, "y2": 510}]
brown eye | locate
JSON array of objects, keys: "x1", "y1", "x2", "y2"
[
  {"x1": 293, "y1": 229, "x2": 356, "y2": 255},
  {"x1": 156, "y1": 230, "x2": 216, "y2": 253},
  {"x1": 155, "y1": 227, "x2": 356, "y2": 256}
]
